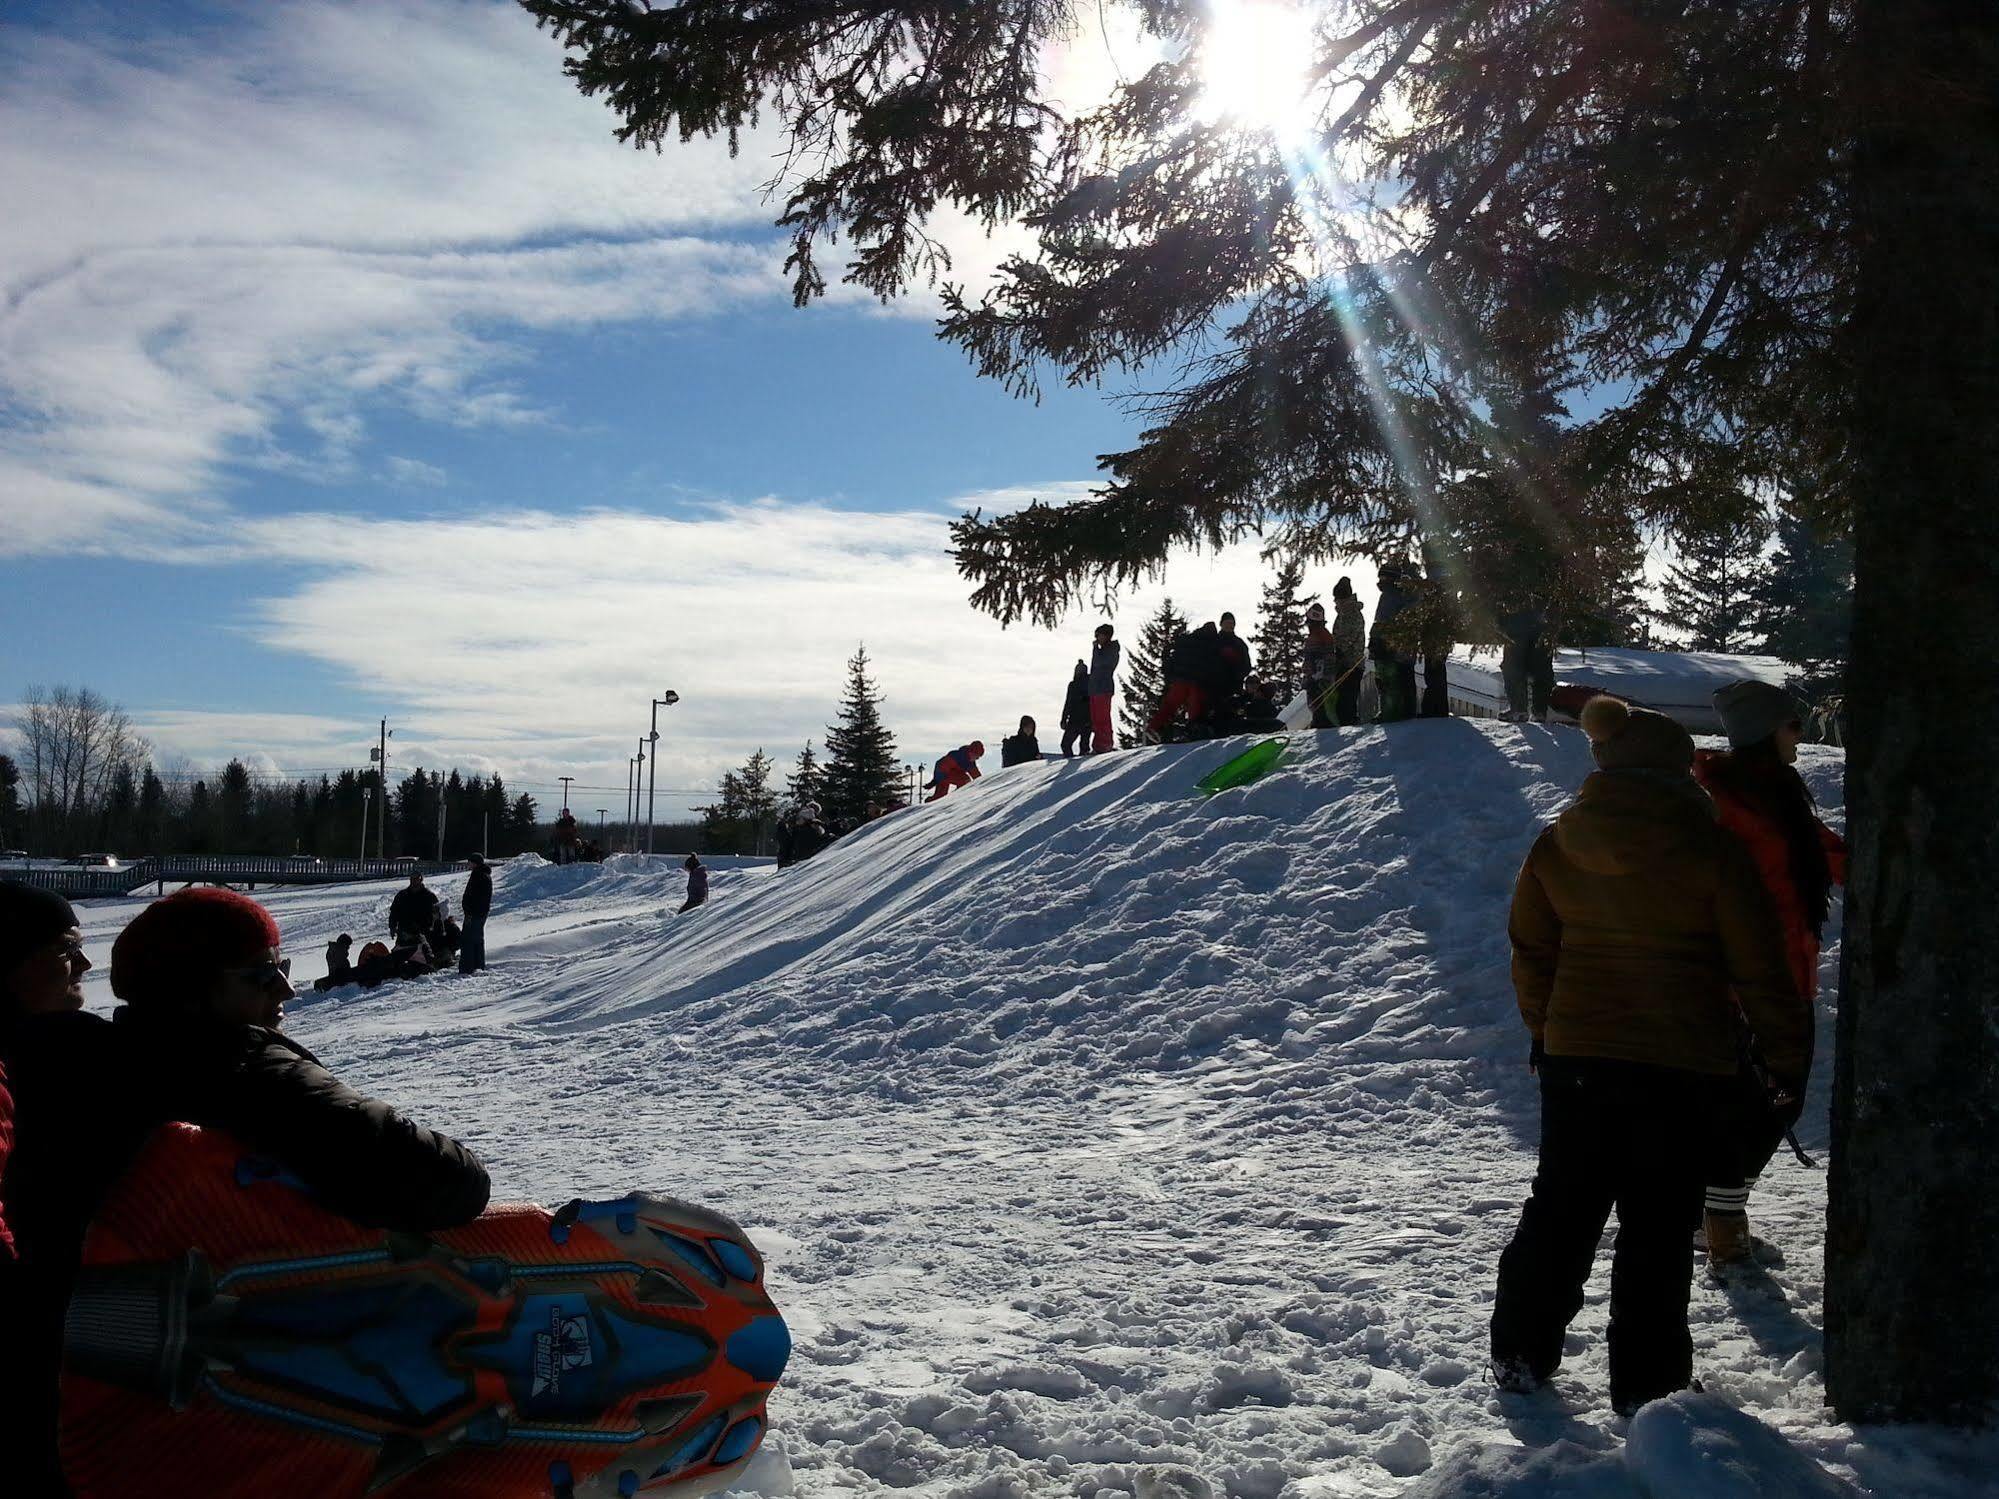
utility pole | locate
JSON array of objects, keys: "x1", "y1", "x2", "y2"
[
  {"x1": 597, "y1": 809, "x2": 606, "y2": 841},
  {"x1": 624, "y1": 756, "x2": 636, "y2": 852},
  {"x1": 559, "y1": 775, "x2": 574, "y2": 814},
  {"x1": 647, "y1": 690, "x2": 680, "y2": 856},
  {"x1": 360, "y1": 786, "x2": 371, "y2": 862},
  {"x1": 371, "y1": 720, "x2": 392, "y2": 858},
  {"x1": 436, "y1": 776, "x2": 447, "y2": 864}
]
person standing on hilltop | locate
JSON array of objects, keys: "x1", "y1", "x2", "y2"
[
  {"x1": 1369, "y1": 561, "x2": 1420, "y2": 723},
  {"x1": 1060, "y1": 661, "x2": 1091, "y2": 758},
  {"x1": 1088, "y1": 624, "x2": 1121, "y2": 753},
  {"x1": 679, "y1": 854, "x2": 708, "y2": 914},
  {"x1": 1303, "y1": 601, "x2": 1339, "y2": 729},
  {"x1": 1001, "y1": 716, "x2": 1041, "y2": 767},
  {"x1": 1489, "y1": 696, "x2": 1808, "y2": 1416},
  {"x1": 1331, "y1": 577, "x2": 1366, "y2": 727}
]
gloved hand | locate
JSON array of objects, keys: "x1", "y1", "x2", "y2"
[{"x1": 1529, "y1": 1038, "x2": 1545, "y2": 1074}]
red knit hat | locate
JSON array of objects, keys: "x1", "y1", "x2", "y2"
[{"x1": 111, "y1": 888, "x2": 283, "y2": 1007}]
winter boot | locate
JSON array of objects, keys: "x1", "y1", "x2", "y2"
[
  {"x1": 1704, "y1": 1209, "x2": 1752, "y2": 1269},
  {"x1": 1489, "y1": 1356, "x2": 1544, "y2": 1396}
]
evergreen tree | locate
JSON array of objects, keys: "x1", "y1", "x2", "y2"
[
  {"x1": 1120, "y1": 597, "x2": 1187, "y2": 744},
  {"x1": 1251, "y1": 558, "x2": 1310, "y2": 695},
  {"x1": 507, "y1": 793, "x2": 540, "y2": 854},
  {"x1": 1653, "y1": 510, "x2": 1774, "y2": 653},
  {"x1": 216, "y1": 760, "x2": 254, "y2": 851},
  {"x1": 186, "y1": 781, "x2": 212, "y2": 854},
  {"x1": 0, "y1": 752, "x2": 24, "y2": 848},
  {"x1": 1755, "y1": 507, "x2": 1853, "y2": 712},
  {"x1": 134, "y1": 767, "x2": 164, "y2": 855},
  {"x1": 785, "y1": 740, "x2": 827, "y2": 811},
  {"x1": 822, "y1": 646, "x2": 901, "y2": 829}
]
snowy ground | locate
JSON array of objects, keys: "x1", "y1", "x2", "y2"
[{"x1": 67, "y1": 721, "x2": 1995, "y2": 1497}]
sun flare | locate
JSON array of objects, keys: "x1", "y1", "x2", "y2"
[{"x1": 1195, "y1": 0, "x2": 1317, "y2": 137}]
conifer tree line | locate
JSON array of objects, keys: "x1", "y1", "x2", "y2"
[{"x1": 4, "y1": 684, "x2": 539, "y2": 859}]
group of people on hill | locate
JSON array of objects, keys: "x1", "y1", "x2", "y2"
[
  {"x1": 1492, "y1": 677, "x2": 1846, "y2": 1415},
  {"x1": 550, "y1": 809, "x2": 608, "y2": 865},
  {"x1": 0, "y1": 880, "x2": 491, "y2": 1491}
]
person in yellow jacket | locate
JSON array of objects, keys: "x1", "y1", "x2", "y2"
[{"x1": 1489, "y1": 695, "x2": 1808, "y2": 1417}]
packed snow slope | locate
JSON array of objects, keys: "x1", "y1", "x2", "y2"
[{"x1": 69, "y1": 721, "x2": 1992, "y2": 1498}]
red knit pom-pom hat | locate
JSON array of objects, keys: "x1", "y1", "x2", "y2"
[{"x1": 111, "y1": 887, "x2": 283, "y2": 1008}]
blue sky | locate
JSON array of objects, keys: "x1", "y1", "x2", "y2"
[{"x1": 0, "y1": 0, "x2": 1306, "y2": 811}]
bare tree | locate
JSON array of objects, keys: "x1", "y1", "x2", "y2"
[{"x1": 15, "y1": 684, "x2": 151, "y2": 853}]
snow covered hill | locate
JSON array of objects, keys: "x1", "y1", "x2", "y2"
[{"x1": 67, "y1": 722, "x2": 1992, "y2": 1497}]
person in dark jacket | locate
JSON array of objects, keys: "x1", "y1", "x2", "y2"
[
  {"x1": 1216, "y1": 612, "x2": 1253, "y2": 700},
  {"x1": 459, "y1": 856, "x2": 493, "y2": 974},
  {"x1": 1417, "y1": 549, "x2": 1456, "y2": 718},
  {"x1": 0, "y1": 883, "x2": 107, "y2": 1496},
  {"x1": 1499, "y1": 605, "x2": 1555, "y2": 723},
  {"x1": 1369, "y1": 562, "x2": 1419, "y2": 722},
  {"x1": 1332, "y1": 576, "x2": 1367, "y2": 726},
  {"x1": 1060, "y1": 662, "x2": 1091, "y2": 758},
  {"x1": 1489, "y1": 697, "x2": 1807, "y2": 1416},
  {"x1": 388, "y1": 870, "x2": 439, "y2": 943},
  {"x1": 1001, "y1": 716, "x2": 1041, "y2": 767},
  {"x1": 1148, "y1": 622, "x2": 1225, "y2": 740},
  {"x1": 1087, "y1": 625, "x2": 1121, "y2": 753},
  {"x1": 789, "y1": 803, "x2": 832, "y2": 863},
  {"x1": 315, "y1": 932, "x2": 356, "y2": 991},
  {"x1": 680, "y1": 855, "x2": 709, "y2": 913}
]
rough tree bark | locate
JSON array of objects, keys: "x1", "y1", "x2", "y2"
[{"x1": 1827, "y1": 0, "x2": 1999, "y2": 1425}]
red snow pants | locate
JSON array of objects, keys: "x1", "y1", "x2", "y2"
[
  {"x1": 1148, "y1": 680, "x2": 1207, "y2": 735},
  {"x1": 1089, "y1": 693, "x2": 1115, "y2": 753},
  {"x1": 926, "y1": 761, "x2": 973, "y2": 801}
]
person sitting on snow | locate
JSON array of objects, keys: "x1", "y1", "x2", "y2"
[
  {"x1": 1000, "y1": 716, "x2": 1041, "y2": 767},
  {"x1": 789, "y1": 803, "x2": 833, "y2": 863},
  {"x1": 315, "y1": 933, "x2": 355, "y2": 992},
  {"x1": 680, "y1": 855, "x2": 709, "y2": 914},
  {"x1": 924, "y1": 742, "x2": 985, "y2": 801}
]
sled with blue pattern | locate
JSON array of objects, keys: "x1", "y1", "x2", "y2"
[{"x1": 60, "y1": 1124, "x2": 788, "y2": 1499}]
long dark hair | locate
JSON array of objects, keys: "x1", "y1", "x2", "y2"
[{"x1": 1705, "y1": 737, "x2": 1833, "y2": 931}]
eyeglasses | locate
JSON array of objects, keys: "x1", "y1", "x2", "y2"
[{"x1": 223, "y1": 957, "x2": 292, "y2": 987}]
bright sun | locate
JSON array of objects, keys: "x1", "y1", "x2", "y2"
[{"x1": 1196, "y1": 0, "x2": 1317, "y2": 137}]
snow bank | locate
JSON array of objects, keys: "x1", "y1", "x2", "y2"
[{"x1": 68, "y1": 722, "x2": 1972, "y2": 1498}]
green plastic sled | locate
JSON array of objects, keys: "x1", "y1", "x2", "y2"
[{"x1": 1195, "y1": 737, "x2": 1286, "y2": 796}]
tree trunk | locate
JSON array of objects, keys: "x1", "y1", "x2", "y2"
[{"x1": 1827, "y1": 0, "x2": 1999, "y2": 1425}]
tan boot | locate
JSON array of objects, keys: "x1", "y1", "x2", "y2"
[{"x1": 1704, "y1": 1210, "x2": 1752, "y2": 1268}]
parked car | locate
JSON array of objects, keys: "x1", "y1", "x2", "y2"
[
  {"x1": 68, "y1": 853, "x2": 123, "y2": 870},
  {"x1": 0, "y1": 849, "x2": 29, "y2": 861}
]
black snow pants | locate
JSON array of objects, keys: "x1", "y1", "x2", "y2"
[
  {"x1": 1491, "y1": 1055, "x2": 1714, "y2": 1412},
  {"x1": 1501, "y1": 637, "x2": 1554, "y2": 719},
  {"x1": 1421, "y1": 653, "x2": 1451, "y2": 717}
]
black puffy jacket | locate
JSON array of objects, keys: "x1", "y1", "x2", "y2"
[
  {"x1": 389, "y1": 883, "x2": 440, "y2": 938},
  {"x1": 462, "y1": 865, "x2": 493, "y2": 921}
]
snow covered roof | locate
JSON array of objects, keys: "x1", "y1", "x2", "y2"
[{"x1": 1448, "y1": 645, "x2": 1792, "y2": 732}]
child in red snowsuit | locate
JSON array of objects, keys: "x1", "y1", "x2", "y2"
[{"x1": 925, "y1": 742, "x2": 985, "y2": 801}]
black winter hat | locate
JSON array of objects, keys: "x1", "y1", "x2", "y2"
[
  {"x1": 1333, "y1": 576, "x2": 1354, "y2": 599},
  {"x1": 1, "y1": 880, "x2": 80, "y2": 981}
]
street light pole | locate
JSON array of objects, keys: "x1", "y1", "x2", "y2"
[
  {"x1": 646, "y1": 691, "x2": 680, "y2": 856},
  {"x1": 624, "y1": 756, "x2": 635, "y2": 852},
  {"x1": 634, "y1": 737, "x2": 647, "y2": 851},
  {"x1": 360, "y1": 786, "x2": 371, "y2": 862},
  {"x1": 559, "y1": 775, "x2": 575, "y2": 815}
]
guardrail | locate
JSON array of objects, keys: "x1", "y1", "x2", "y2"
[{"x1": 3, "y1": 856, "x2": 470, "y2": 900}]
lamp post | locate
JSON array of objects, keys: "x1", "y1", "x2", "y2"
[
  {"x1": 624, "y1": 756, "x2": 636, "y2": 853},
  {"x1": 360, "y1": 786, "x2": 372, "y2": 862},
  {"x1": 559, "y1": 775, "x2": 575, "y2": 815},
  {"x1": 635, "y1": 737, "x2": 648, "y2": 852},
  {"x1": 646, "y1": 690, "x2": 680, "y2": 855}
]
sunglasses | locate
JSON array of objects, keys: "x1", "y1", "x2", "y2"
[{"x1": 223, "y1": 956, "x2": 292, "y2": 986}]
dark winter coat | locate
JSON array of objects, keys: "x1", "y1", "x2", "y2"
[
  {"x1": 790, "y1": 819, "x2": 832, "y2": 863},
  {"x1": 1507, "y1": 769, "x2": 1809, "y2": 1084},
  {"x1": 1498, "y1": 607, "x2": 1548, "y2": 648},
  {"x1": 1370, "y1": 575, "x2": 1417, "y2": 662},
  {"x1": 1304, "y1": 621, "x2": 1338, "y2": 685},
  {"x1": 1061, "y1": 671, "x2": 1091, "y2": 731},
  {"x1": 389, "y1": 883, "x2": 439, "y2": 939},
  {"x1": 1216, "y1": 631, "x2": 1253, "y2": 693},
  {"x1": 462, "y1": 864, "x2": 493, "y2": 922},
  {"x1": 324, "y1": 939, "x2": 354, "y2": 982},
  {"x1": 1000, "y1": 732, "x2": 1041, "y2": 767},
  {"x1": 1333, "y1": 597, "x2": 1366, "y2": 672},
  {"x1": 1166, "y1": 623, "x2": 1225, "y2": 691},
  {"x1": 1089, "y1": 639, "x2": 1121, "y2": 695},
  {"x1": 684, "y1": 865, "x2": 709, "y2": 908}
]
